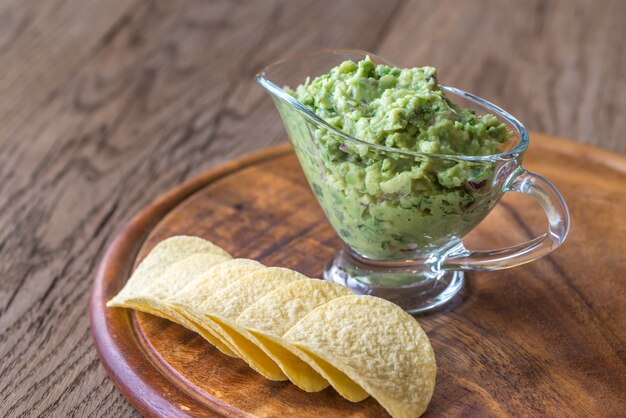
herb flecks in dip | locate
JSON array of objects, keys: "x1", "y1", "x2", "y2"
[
  {"x1": 292, "y1": 58, "x2": 509, "y2": 156},
  {"x1": 287, "y1": 57, "x2": 512, "y2": 259}
]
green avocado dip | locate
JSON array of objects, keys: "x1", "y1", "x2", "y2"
[{"x1": 284, "y1": 57, "x2": 512, "y2": 259}]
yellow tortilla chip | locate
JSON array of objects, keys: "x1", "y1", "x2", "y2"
[
  {"x1": 134, "y1": 235, "x2": 231, "y2": 270},
  {"x1": 166, "y1": 258, "x2": 266, "y2": 356},
  {"x1": 105, "y1": 235, "x2": 436, "y2": 415},
  {"x1": 238, "y1": 279, "x2": 354, "y2": 336},
  {"x1": 172, "y1": 267, "x2": 308, "y2": 381},
  {"x1": 107, "y1": 235, "x2": 231, "y2": 307},
  {"x1": 236, "y1": 279, "x2": 359, "y2": 393},
  {"x1": 107, "y1": 252, "x2": 232, "y2": 356},
  {"x1": 107, "y1": 252, "x2": 229, "y2": 311},
  {"x1": 284, "y1": 295, "x2": 436, "y2": 418}
]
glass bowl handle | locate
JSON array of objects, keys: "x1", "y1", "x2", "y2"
[{"x1": 442, "y1": 169, "x2": 570, "y2": 271}]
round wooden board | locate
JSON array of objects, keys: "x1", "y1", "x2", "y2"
[{"x1": 90, "y1": 134, "x2": 626, "y2": 417}]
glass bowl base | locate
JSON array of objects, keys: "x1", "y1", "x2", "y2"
[{"x1": 323, "y1": 249, "x2": 465, "y2": 314}]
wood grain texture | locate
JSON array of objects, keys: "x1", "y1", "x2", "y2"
[
  {"x1": 379, "y1": 0, "x2": 626, "y2": 154},
  {"x1": 0, "y1": 0, "x2": 136, "y2": 147},
  {"x1": 91, "y1": 138, "x2": 626, "y2": 417},
  {"x1": 0, "y1": 0, "x2": 624, "y2": 416}
]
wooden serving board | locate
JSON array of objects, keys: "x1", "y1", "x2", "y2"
[{"x1": 90, "y1": 134, "x2": 626, "y2": 417}]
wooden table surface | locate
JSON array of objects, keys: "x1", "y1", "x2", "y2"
[{"x1": 0, "y1": 1, "x2": 624, "y2": 416}]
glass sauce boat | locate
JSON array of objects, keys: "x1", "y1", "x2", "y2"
[{"x1": 256, "y1": 49, "x2": 569, "y2": 313}]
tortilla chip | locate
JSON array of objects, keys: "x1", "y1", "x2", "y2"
[
  {"x1": 284, "y1": 295, "x2": 436, "y2": 418},
  {"x1": 171, "y1": 267, "x2": 308, "y2": 381},
  {"x1": 236, "y1": 279, "x2": 361, "y2": 393},
  {"x1": 107, "y1": 252, "x2": 229, "y2": 309},
  {"x1": 165, "y1": 258, "x2": 266, "y2": 356},
  {"x1": 238, "y1": 279, "x2": 353, "y2": 336},
  {"x1": 107, "y1": 246, "x2": 233, "y2": 354},
  {"x1": 105, "y1": 235, "x2": 436, "y2": 416},
  {"x1": 107, "y1": 235, "x2": 231, "y2": 307}
]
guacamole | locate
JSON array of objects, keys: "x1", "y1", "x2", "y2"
[{"x1": 285, "y1": 57, "x2": 511, "y2": 259}]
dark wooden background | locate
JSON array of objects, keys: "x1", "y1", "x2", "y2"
[{"x1": 0, "y1": 0, "x2": 624, "y2": 416}]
